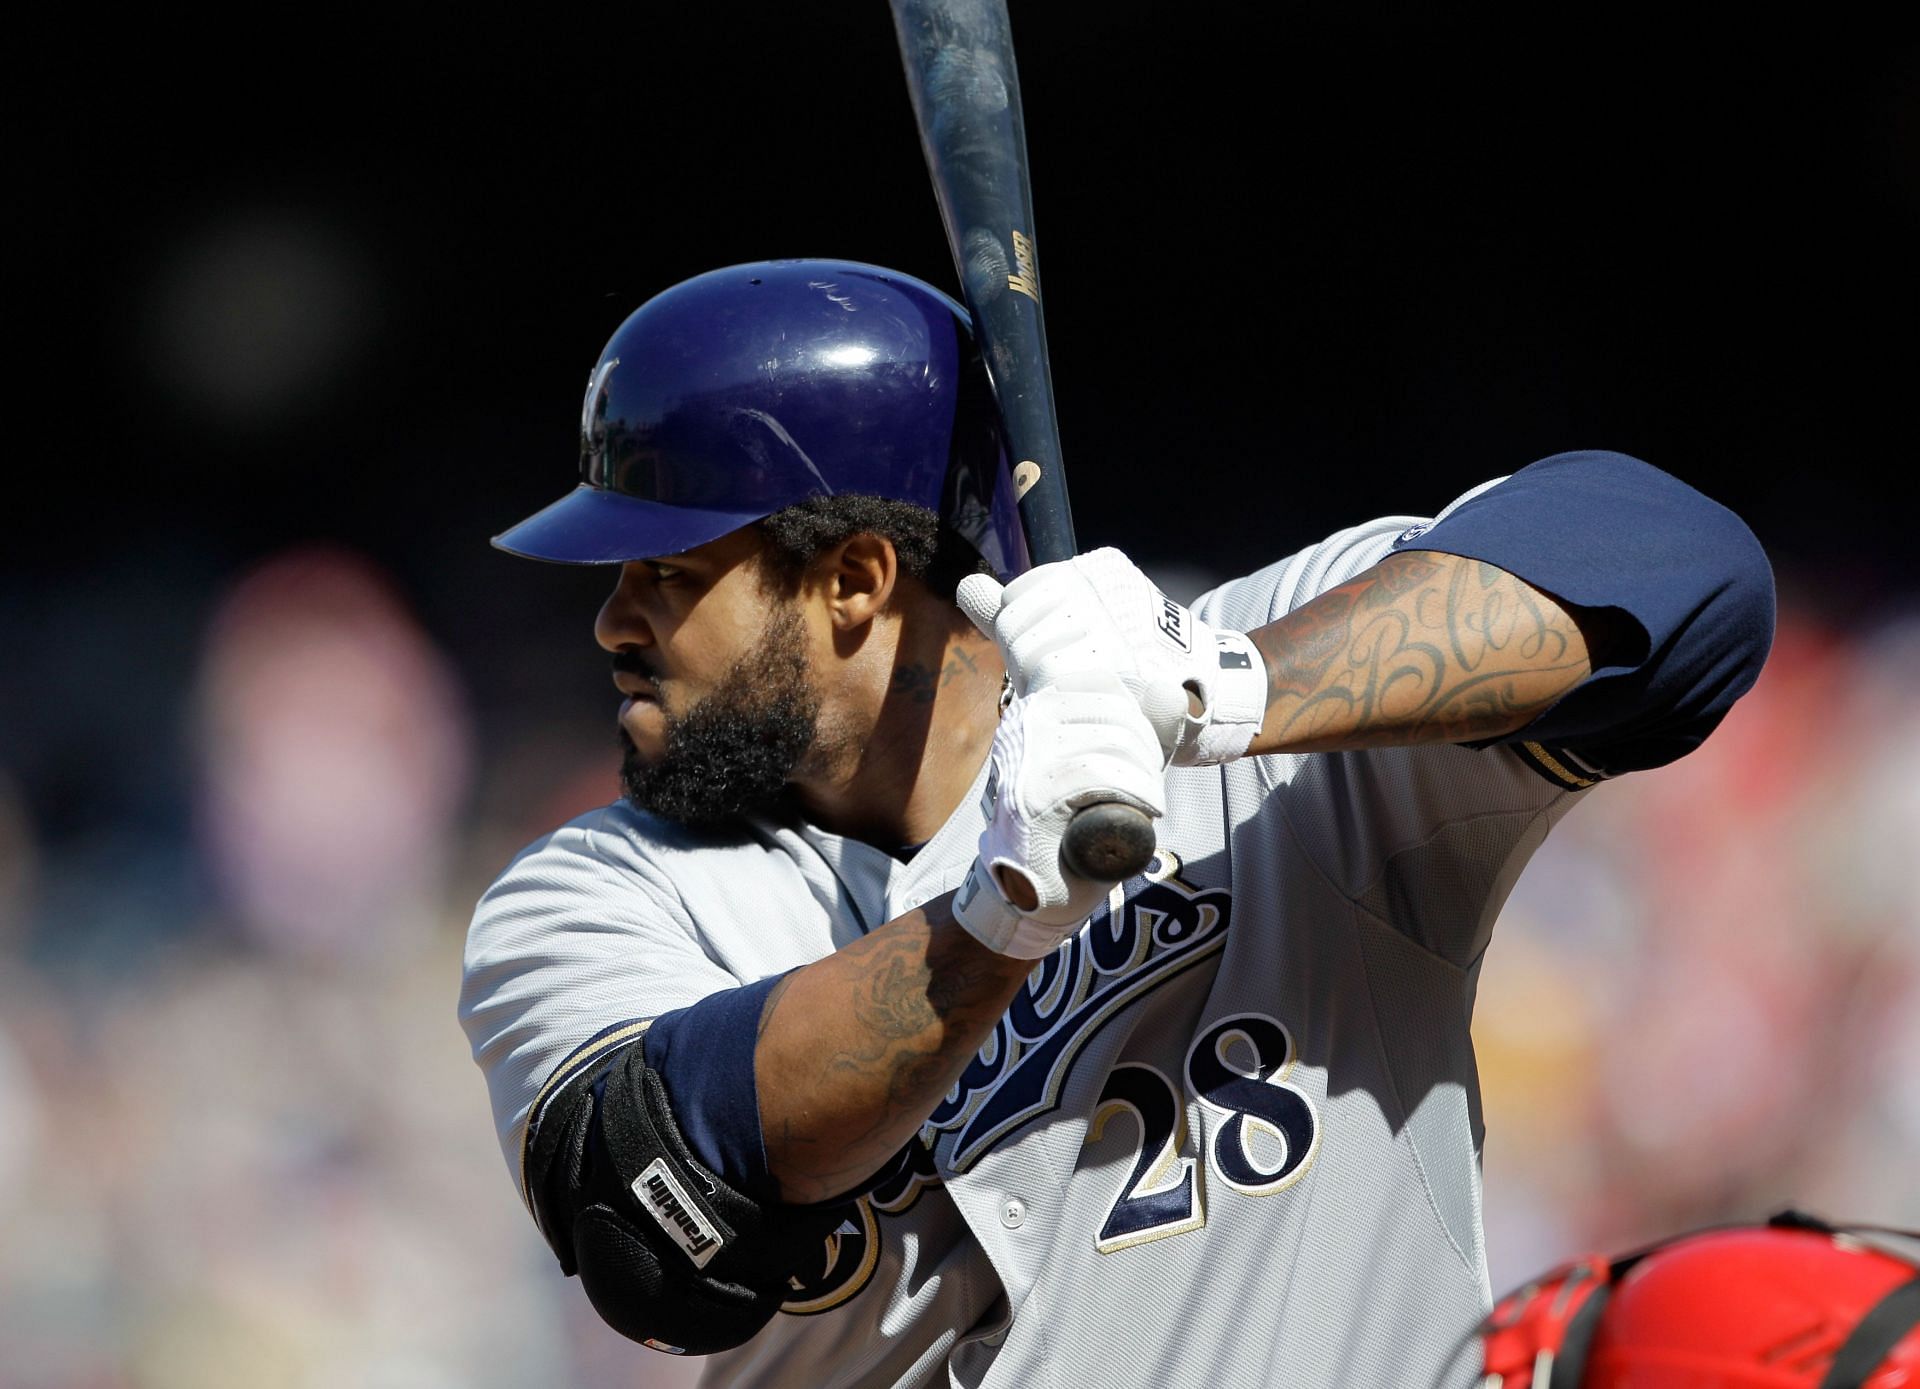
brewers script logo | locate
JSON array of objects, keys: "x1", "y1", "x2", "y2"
[
  {"x1": 925, "y1": 849, "x2": 1230, "y2": 1171},
  {"x1": 781, "y1": 850, "x2": 1238, "y2": 1314}
]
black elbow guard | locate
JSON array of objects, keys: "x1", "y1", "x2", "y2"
[{"x1": 525, "y1": 1040, "x2": 849, "y2": 1356}]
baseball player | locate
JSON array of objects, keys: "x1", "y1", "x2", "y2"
[{"x1": 460, "y1": 259, "x2": 1775, "y2": 1387}]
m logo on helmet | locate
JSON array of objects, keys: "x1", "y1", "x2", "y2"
[{"x1": 580, "y1": 357, "x2": 621, "y2": 470}]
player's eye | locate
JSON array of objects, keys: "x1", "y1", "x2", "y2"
[{"x1": 645, "y1": 561, "x2": 683, "y2": 582}]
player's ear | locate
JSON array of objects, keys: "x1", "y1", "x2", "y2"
[{"x1": 817, "y1": 532, "x2": 899, "y2": 630}]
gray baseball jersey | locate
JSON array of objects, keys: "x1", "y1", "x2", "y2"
[{"x1": 463, "y1": 487, "x2": 1604, "y2": 1388}]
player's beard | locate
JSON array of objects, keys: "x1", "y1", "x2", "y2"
[{"x1": 618, "y1": 605, "x2": 823, "y2": 830}]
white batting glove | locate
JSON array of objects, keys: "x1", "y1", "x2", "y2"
[
  {"x1": 957, "y1": 549, "x2": 1268, "y2": 766},
  {"x1": 952, "y1": 670, "x2": 1167, "y2": 959}
]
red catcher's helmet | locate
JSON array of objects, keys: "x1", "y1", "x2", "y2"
[{"x1": 1477, "y1": 1211, "x2": 1920, "y2": 1389}]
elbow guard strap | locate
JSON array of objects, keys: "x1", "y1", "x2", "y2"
[{"x1": 526, "y1": 1040, "x2": 849, "y2": 1355}]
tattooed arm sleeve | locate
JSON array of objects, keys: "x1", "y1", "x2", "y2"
[
  {"x1": 1243, "y1": 451, "x2": 1775, "y2": 777},
  {"x1": 1245, "y1": 548, "x2": 1601, "y2": 756}
]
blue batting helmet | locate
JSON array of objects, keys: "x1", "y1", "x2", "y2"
[{"x1": 494, "y1": 259, "x2": 1030, "y2": 577}]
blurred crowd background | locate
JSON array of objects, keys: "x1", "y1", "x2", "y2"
[{"x1": 6, "y1": 9, "x2": 1915, "y2": 1387}]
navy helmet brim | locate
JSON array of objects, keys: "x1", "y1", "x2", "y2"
[{"x1": 491, "y1": 485, "x2": 771, "y2": 565}]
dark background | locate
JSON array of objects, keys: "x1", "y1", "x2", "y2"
[{"x1": 8, "y1": 8, "x2": 1917, "y2": 844}]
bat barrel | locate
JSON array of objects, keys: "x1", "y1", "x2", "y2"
[
  {"x1": 892, "y1": 0, "x2": 1157, "y2": 889},
  {"x1": 891, "y1": 0, "x2": 1076, "y2": 560}
]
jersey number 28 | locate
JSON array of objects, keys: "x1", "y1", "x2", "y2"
[{"x1": 1089, "y1": 1013, "x2": 1320, "y2": 1254}]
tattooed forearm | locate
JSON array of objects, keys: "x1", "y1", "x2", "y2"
[
  {"x1": 1247, "y1": 550, "x2": 1592, "y2": 755},
  {"x1": 754, "y1": 898, "x2": 1033, "y2": 1204}
]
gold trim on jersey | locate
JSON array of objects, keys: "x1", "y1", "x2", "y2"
[
  {"x1": 517, "y1": 1017, "x2": 654, "y2": 1209},
  {"x1": 780, "y1": 1199, "x2": 883, "y2": 1316},
  {"x1": 1515, "y1": 740, "x2": 1598, "y2": 790}
]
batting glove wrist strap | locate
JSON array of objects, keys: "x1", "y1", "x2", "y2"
[
  {"x1": 953, "y1": 860, "x2": 1070, "y2": 959},
  {"x1": 958, "y1": 548, "x2": 1269, "y2": 768},
  {"x1": 1178, "y1": 626, "x2": 1266, "y2": 766},
  {"x1": 953, "y1": 673, "x2": 1166, "y2": 959}
]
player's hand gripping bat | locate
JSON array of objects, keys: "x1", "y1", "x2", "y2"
[{"x1": 890, "y1": 0, "x2": 1157, "y2": 887}]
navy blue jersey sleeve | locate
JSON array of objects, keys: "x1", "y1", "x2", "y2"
[
  {"x1": 1391, "y1": 450, "x2": 1775, "y2": 784},
  {"x1": 641, "y1": 973, "x2": 788, "y2": 1202}
]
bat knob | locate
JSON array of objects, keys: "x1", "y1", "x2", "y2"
[{"x1": 1062, "y1": 803, "x2": 1157, "y2": 883}]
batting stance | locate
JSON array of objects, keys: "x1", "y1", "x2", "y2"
[{"x1": 460, "y1": 259, "x2": 1775, "y2": 1387}]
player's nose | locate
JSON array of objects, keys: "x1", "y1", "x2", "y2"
[{"x1": 593, "y1": 565, "x2": 657, "y2": 654}]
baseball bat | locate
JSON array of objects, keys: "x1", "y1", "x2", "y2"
[{"x1": 890, "y1": 0, "x2": 1157, "y2": 886}]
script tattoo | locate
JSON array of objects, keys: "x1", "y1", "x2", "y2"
[
  {"x1": 888, "y1": 646, "x2": 984, "y2": 705},
  {"x1": 1253, "y1": 550, "x2": 1587, "y2": 749}
]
